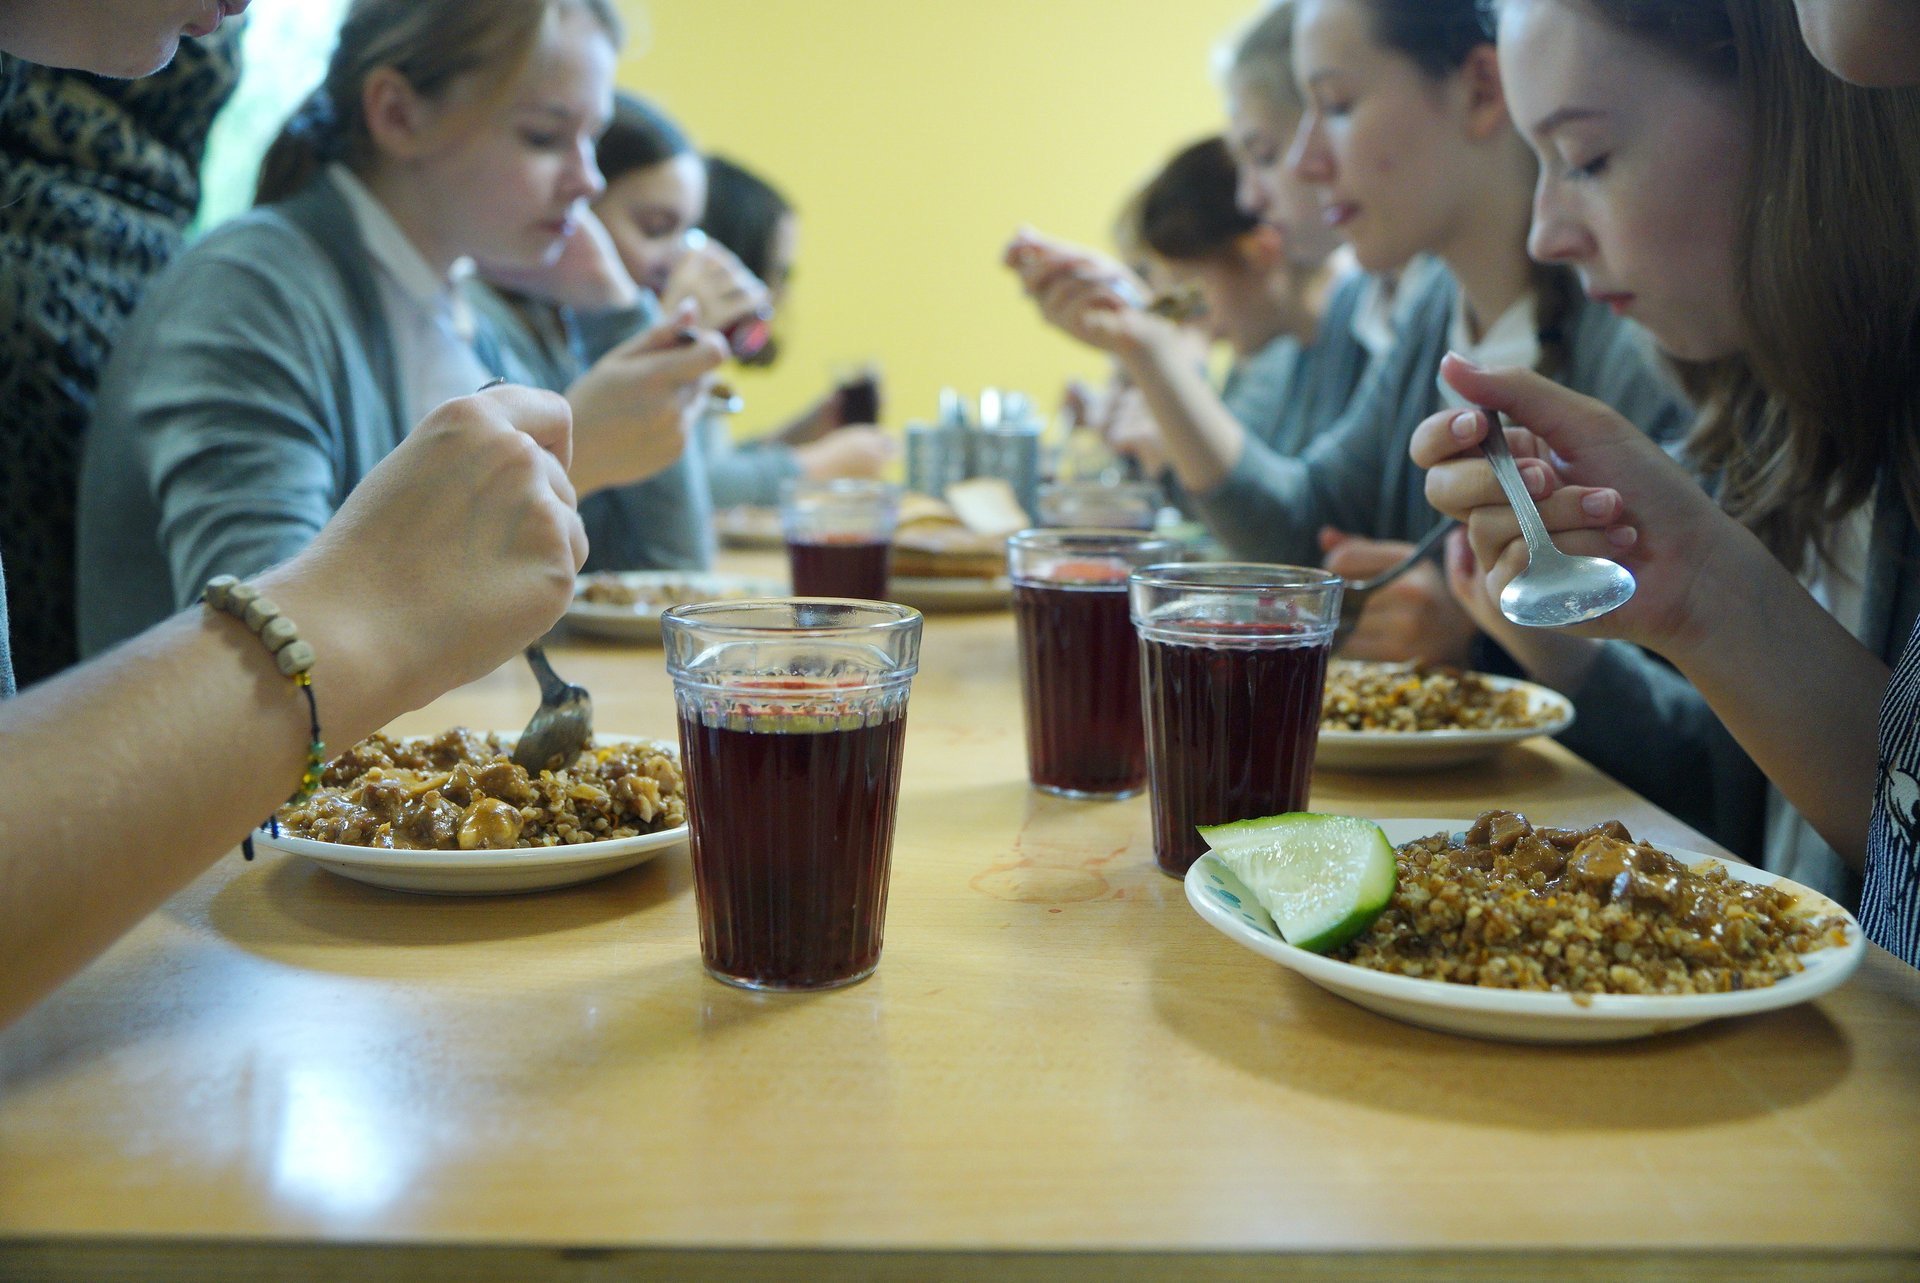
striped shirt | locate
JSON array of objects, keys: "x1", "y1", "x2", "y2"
[{"x1": 1865, "y1": 618, "x2": 1920, "y2": 967}]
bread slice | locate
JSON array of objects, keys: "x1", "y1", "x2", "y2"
[
  {"x1": 891, "y1": 523, "x2": 1008, "y2": 579},
  {"x1": 943, "y1": 477, "x2": 1031, "y2": 537}
]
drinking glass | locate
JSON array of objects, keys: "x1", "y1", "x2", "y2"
[
  {"x1": 781, "y1": 478, "x2": 901, "y2": 600},
  {"x1": 663, "y1": 599, "x2": 923, "y2": 990},
  {"x1": 1008, "y1": 529, "x2": 1181, "y2": 799},
  {"x1": 1129, "y1": 564, "x2": 1343, "y2": 876}
]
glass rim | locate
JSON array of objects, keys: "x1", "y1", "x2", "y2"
[
  {"x1": 660, "y1": 597, "x2": 924, "y2": 639},
  {"x1": 1007, "y1": 527, "x2": 1183, "y2": 553},
  {"x1": 1127, "y1": 561, "x2": 1341, "y2": 593},
  {"x1": 778, "y1": 477, "x2": 903, "y2": 502},
  {"x1": 1038, "y1": 479, "x2": 1164, "y2": 495}
]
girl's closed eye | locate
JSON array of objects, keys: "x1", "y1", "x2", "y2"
[{"x1": 1564, "y1": 153, "x2": 1611, "y2": 180}]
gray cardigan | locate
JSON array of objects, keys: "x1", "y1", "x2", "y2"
[
  {"x1": 703, "y1": 420, "x2": 803, "y2": 510},
  {"x1": 476, "y1": 288, "x2": 804, "y2": 515},
  {"x1": 1222, "y1": 271, "x2": 1376, "y2": 461},
  {"x1": 469, "y1": 285, "x2": 715, "y2": 572},
  {"x1": 76, "y1": 176, "x2": 699, "y2": 656},
  {"x1": 1190, "y1": 266, "x2": 1693, "y2": 561}
]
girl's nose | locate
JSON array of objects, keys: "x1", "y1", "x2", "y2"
[
  {"x1": 1528, "y1": 180, "x2": 1593, "y2": 265},
  {"x1": 1287, "y1": 115, "x2": 1333, "y2": 184}
]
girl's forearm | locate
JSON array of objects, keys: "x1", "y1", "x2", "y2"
[
  {"x1": 1662, "y1": 561, "x2": 1888, "y2": 868},
  {"x1": 1114, "y1": 332, "x2": 1247, "y2": 495},
  {"x1": 0, "y1": 568, "x2": 403, "y2": 1027}
]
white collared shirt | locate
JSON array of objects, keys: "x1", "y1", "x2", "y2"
[
  {"x1": 1348, "y1": 253, "x2": 1442, "y2": 369},
  {"x1": 1436, "y1": 290, "x2": 1540, "y2": 411},
  {"x1": 328, "y1": 164, "x2": 492, "y2": 427}
]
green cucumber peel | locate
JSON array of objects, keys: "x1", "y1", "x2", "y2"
[{"x1": 1198, "y1": 812, "x2": 1397, "y2": 954}]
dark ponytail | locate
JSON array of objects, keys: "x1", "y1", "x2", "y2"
[
  {"x1": 595, "y1": 92, "x2": 695, "y2": 186},
  {"x1": 701, "y1": 154, "x2": 792, "y2": 285},
  {"x1": 1134, "y1": 136, "x2": 1259, "y2": 264}
]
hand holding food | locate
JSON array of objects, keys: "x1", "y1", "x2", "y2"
[
  {"x1": 478, "y1": 207, "x2": 642, "y2": 313},
  {"x1": 264, "y1": 384, "x2": 586, "y2": 717},
  {"x1": 794, "y1": 426, "x2": 898, "y2": 481},
  {"x1": 1411, "y1": 355, "x2": 1768, "y2": 656},
  {"x1": 565, "y1": 306, "x2": 728, "y2": 493},
  {"x1": 1319, "y1": 528, "x2": 1478, "y2": 666},
  {"x1": 659, "y1": 229, "x2": 773, "y2": 347},
  {"x1": 1002, "y1": 228, "x2": 1168, "y2": 356},
  {"x1": 1102, "y1": 385, "x2": 1171, "y2": 477}
]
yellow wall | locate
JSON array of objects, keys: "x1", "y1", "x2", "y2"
[{"x1": 617, "y1": 0, "x2": 1261, "y2": 437}]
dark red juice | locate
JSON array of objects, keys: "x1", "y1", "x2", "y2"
[
  {"x1": 788, "y1": 535, "x2": 891, "y2": 600},
  {"x1": 678, "y1": 709, "x2": 909, "y2": 989},
  {"x1": 1012, "y1": 566, "x2": 1145, "y2": 797},
  {"x1": 1141, "y1": 626, "x2": 1330, "y2": 876}
]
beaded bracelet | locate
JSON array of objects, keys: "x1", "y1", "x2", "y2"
[{"x1": 203, "y1": 575, "x2": 325, "y2": 861}]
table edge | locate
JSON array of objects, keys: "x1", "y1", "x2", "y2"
[{"x1": 3, "y1": 1239, "x2": 1916, "y2": 1283}]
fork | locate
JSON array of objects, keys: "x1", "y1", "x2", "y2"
[
  {"x1": 1331, "y1": 519, "x2": 1460, "y2": 646},
  {"x1": 511, "y1": 644, "x2": 594, "y2": 775},
  {"x1": 468, "y1": 376, "x2": 596, "y2": 775}
]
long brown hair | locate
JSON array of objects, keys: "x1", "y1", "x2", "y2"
[
  {"x1": 256, "y1": 0, "x2": 623, "y2": 205},
  {"x1": 1578, "y1": 0, "x2": 1920, "y2": 567}
]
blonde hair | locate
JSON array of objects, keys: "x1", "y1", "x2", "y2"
[
  {"x1": 257, "y1": 0, "x2": 623, "y2": 205},
  {"x1": 1218, "y1": 1, "x2": 1304, "y2": 115}
]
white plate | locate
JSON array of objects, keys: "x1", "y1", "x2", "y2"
[
  {"x1": 886, "y1": 575, "x2": 1012, "y2": 612},
  {"x1": 253, "y1": 735, "x2": 688, "y2": 896},
  {"x1": 1315, "y1": 674, "x2": 1574, "y2": 773},
  {"x1": 1184, "y1": 818, "x2": 1865, "y2": 1044},
  {"x1": 567, "y1": 572, "x2": 784, "y2": 643}
]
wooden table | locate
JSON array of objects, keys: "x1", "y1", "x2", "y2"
[{"x1": 3, "y1": 579, "x2": 1918, "y2": 1282}]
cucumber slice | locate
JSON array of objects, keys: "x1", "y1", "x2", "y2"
[{"x1": 1198, "y1": 813, "x2": 1397, "y2": 953}]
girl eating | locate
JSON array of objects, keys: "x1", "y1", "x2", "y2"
[{"x1": 77, "y1": 0, "x2": 725, "y2": 652}]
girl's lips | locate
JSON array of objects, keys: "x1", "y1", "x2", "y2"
[
  {"x1": 1589, "y1": 290, "x2": 1636, "y2": 315},
  {"x1": 1322, "y1": 202, "x2": 1359, "y2": 229}
]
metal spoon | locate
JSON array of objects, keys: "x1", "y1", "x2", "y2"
[
  {"x1": 1332, "y1": 518, "x2": 1458, "y2": 645},
  {"x1": 468, "y1": 377, "x2": 597, "y2": 774},
  {"x1": 511, "y1": 644, "x2": 593, "y2": 775},
  {"x1": 1478, "y1": 409, "x2": 1636, "y2": 628}
]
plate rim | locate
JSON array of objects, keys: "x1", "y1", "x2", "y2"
[
  {"x1": 1184, "y1": 816, "x2": 1865, "y2": 1022},
  {"x1": 255, "y1": 732, "x2": 687, "y2": 872}
]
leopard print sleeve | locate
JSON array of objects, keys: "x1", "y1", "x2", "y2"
[{"x1": 0, "y1": 27, "x2": 242, "y2": 688}]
